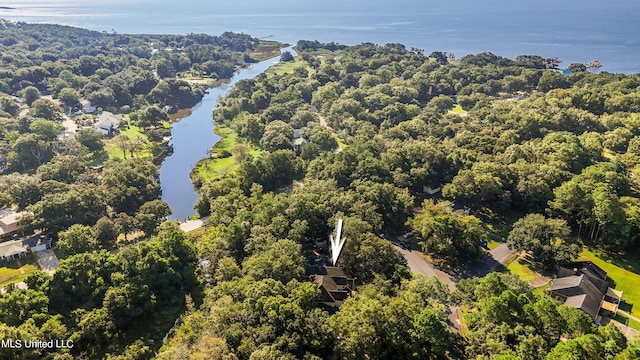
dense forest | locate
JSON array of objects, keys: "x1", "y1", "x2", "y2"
[
  {"x1": 164, "y1": 41, "x2": 640, "y2": 359},
  {"x1": 1, "y1": 21, "x2": 640, "y2": 359}
]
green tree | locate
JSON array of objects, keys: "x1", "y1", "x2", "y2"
[
  {"x1": 134, "y1": 200, "x2": 172, "y2": 236},
  {"x1": 76, "y1": 128, "x2": 105, "y2": 152},
  {"x1": 57, "y1": 224, "x2": 99, "y2": 258},
  {"x1": 101, "y1": 160, "x2": 161, "y2": 215},
  {"x1": 114, "y1": 212, "x2": 136, "y2": 242},
  {"x1": 36, "y1": 155, "x2": 86, "y2": 183},
  {"x1": 29, "y1": 98, "x2": 62, "y2": 120},
  {"x1": 411, "y1": 201, "x2": 485, "y2": 265},
  {"x1": 22, "y1": 86, "x2": 41, "y2": 106},
  {"x1": 92, "y1": 217, "x2": 118, "y2": 250},
  {"x1": 58, "y1": 87, "x2": 80, "y2": 108},
  {"x1": 507, "y1": 214, "x2": 581, "y2": 269},
  {"x1": 410, "y1": 307, "x2": 452, "y2": 358},
  {"x1": 243, "y1": 239, "x2": 304, "y2": 284},
  {"x1": 260, "y1": 120, "x2": 293, "y2": 152}
]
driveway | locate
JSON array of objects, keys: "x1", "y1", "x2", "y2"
[
  {"x1": 61, "y1": 115, "x2": 78, "y2": 137},
  {"x1": 490, "y1": 243, "x2": 516, "y2": 264},
  {"x1": 33, "y1": 249, "x2": 59, "y2": 275},
  {"x1": 393, "y1": 245, "x2": 456, "y2": 291},
  {"x1": 459, "y1": 243, "x2": 516, "y2": 279}
]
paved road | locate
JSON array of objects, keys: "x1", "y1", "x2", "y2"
[
  {"x1": 61, "y1": 115, "x2": 78, "y2": 137},
  {"x1": 393, "y1": 245, "x2": 456, "y2": 291},
  {"x1": 395, "y1": 246, "x2": 436, "y2": 277}
]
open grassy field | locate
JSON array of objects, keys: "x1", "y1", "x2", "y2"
[
  {"x1": 103, "y1": 121, "x2": 153, "y2": 160},
  {"x1": 0, "y1": 254, "x2": 38, "y2": 288},
  {"x1": 577, "y1": 248, "x2": 640, "y2": 320},
  {"x1": 194, "y1": 126, "x2": 261, "y2": 182},
  {"x1": 267, "y1": 55, "x2": 312, "y2": 77}
]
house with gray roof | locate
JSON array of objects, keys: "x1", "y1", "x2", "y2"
[
  {"x1": 0, "y1": 239, "x2": 27, "y2": 262},
  {"x1": 95, "y1": 111, "x2": 123, "y2": 136},
  {"x1": 549, "y1": 261, "x2": 622, "y2": 324}
]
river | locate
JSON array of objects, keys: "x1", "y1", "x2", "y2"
[{"x1": 159, "y1": 49, "x2": 291, "y2": 220}]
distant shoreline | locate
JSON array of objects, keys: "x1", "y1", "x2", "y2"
[{"x1": 0, "y1": 7, "x2": 16, "y2": 10}]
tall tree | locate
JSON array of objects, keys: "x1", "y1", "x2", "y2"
[{"x1": 507, "y1": 214, "x2": 580, "y2": 269}]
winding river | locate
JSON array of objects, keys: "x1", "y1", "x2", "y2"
[{"x1": 160, "y1": 48, "x2": 292, "y2": 220}]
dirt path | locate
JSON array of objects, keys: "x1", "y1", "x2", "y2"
[{"x1": 314, "y1": 109, "x2": 343, "y2": 153}]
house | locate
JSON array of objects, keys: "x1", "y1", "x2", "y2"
[
  {"x1": 21, "y1": 233, "x2": 53, "y2": 252},
  {"x1": 293, "y1": 128, "x2": 302, "y2": 139},
  {"x1": 95, "y1": 111, "x2": 123, "y2": 136},
  {"x1": 0, "y1": 239, "x2": 27, "y2": 262},
  {"x1": 0, "y1": 209, "x2": 26, "y2": 237},
  {"x1": 80, "y1": 99, "x2": 97, "y2": 114},
  {"x1": 293, "y1": 137, "x2": 308, "y2": 155},
  {"x1": 549, "y1": 261, "x2": 622, "y2": 324},
  {"x1": 313, "y1": 266, "x2": 356, "y2": 309},
  {"x1": 423, "y1": 183, "x2": 442, "y2": 195}
]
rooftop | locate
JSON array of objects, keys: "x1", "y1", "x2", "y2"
[
  {"x1": 0, "y1": 239, "x2": 27, "y2": 258},
  {"x1": 95, "y1": 111, "x2": 123, "y2": 129}
]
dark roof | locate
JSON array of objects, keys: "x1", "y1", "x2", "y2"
[
  {"x1": 21, "y1": 233, "x2": 52, "y2": 248},
  {"x1": 558, "y1": 261, "x2": 607, "y2": 281},
  {"x1": 549, "y1": 272, "x2": 609, "y2": 320},
  {"x1": 313, "y1": 266, "x2": 355, "y2": 306}
]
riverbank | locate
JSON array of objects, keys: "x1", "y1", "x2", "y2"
[
  {"x1": 190, "y1": 126, "x2": 261, "y2": 187},
  {"x1": 160, "y1": 49, "x2": 290, "y2": 220}
]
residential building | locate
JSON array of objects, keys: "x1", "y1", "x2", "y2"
[
  {"x1": 0, "y1": 239, "x2": 27, "y2": 261},
  {"x1": 548, "y1": 261, "x2": 622, "y2": 324},
  {"x1": 95, "y1": 111, "x2": 123, "y2": 136},
  {"x1": 0, "y1": 234, "x2": 52, "y2": 262},
  {"x1": 0, "y1": 209, "x2": 25, "y2": 237},
  {"x1": 423, "y1": 183, "x2": 442, "y2": 195},
  {"x1": 80, "y1": 99, "x2": 97, "y2": 114},
  {"x1": 293, "y1": 137, "x2": 308, "y2": 155},
  {"x1": 313, "y1": 266, "x2": 355, "y2": 310}
]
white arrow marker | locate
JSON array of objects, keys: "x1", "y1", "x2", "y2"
[{"x1": 330, "y1": 218, "x2": 345, "y2": 266}]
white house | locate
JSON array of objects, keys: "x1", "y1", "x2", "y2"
[
  {"x1": 80, "y1": 99, "x2": 97, "y2": 114},
  {"x1": 0, "y1": 239, "x2": 27, "y2": 262},
  {"x1": 95, "y1": 112, "x2": 123, "y2": 136}
]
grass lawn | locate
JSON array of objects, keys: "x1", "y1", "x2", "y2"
[
  {"x1": 577, "y1": 248, "x2": 640, "y2": 320},
  {"x1": 506, "y1": 257, "x2": 538, "y2": 282},
  {"x1": 614, "y1": 313, "x2": 640, "y2": 331},
  {"x1": 533, "y1": 282, "x2": 551, "y2": 297},
  {"x1": 451, "y1": 104, "x2": 465, "y2": 113},
  {"x1": 267, "y1": 55, "x2": 312, "y2": 77},
  {"x1": 103, "y1": 122, "x2": 153, "y2": 160},
  {"x1": 0, "y1": 254, "x2": 38, "y2": 288},
  {"x1": 458, "y1": 305, "x2": 471, "y2": 338},
  {"x1": 194, "y1": 126, "x2": 261, "y2": 182}
]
